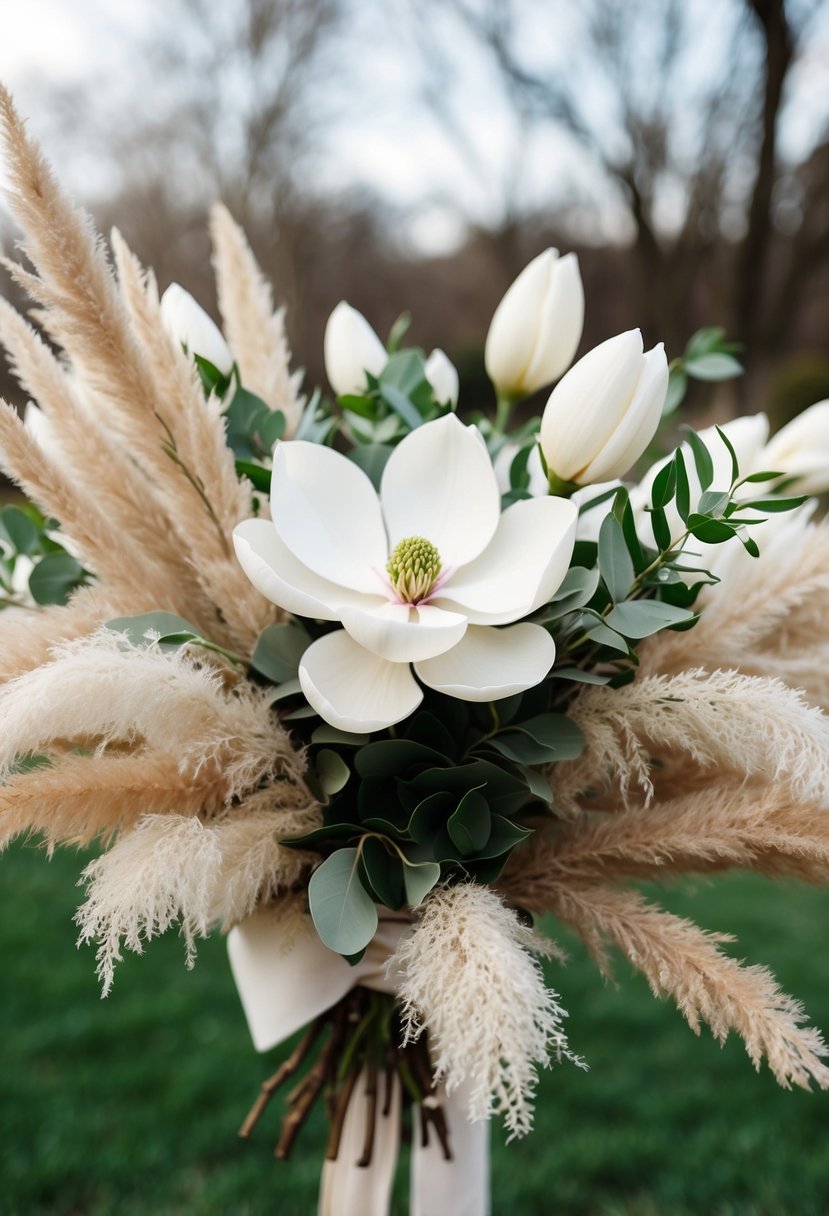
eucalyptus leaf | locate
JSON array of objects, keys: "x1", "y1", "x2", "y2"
[
  {"x1": 106, "y1": 610, "x2": 200, "y2": 646},
  {"x1": 28, "y1": 552, "x2": 87, "y2": 606},
  {"x1": 402, "y1": 860, "x2": 441, "y2": 907},
  {"x1": 447, "y1": 789, "x2": 491, "y2": 856},
  {"x1": 605, "y1": 599, "x2": 694, "y2": 638},
  {"x1": 597, "y1": 514, "x2": 634, "y2": 602},
  {"x1": 308, "y1": 849, "x2": 378, "y2": 956},
  {"x1": 682, "y1": 428, "x2": 715, "y2": 491},
  {"x1": 316, "y1": 749, "x2": 351, "y2": 798},
  {"x1": 251, "y1": 622, "x2": 310, "y2": 683},
  {"x1": 360, "y1": 837, "x2": 404, "y2": 909},
  {"x1": 347, "y1": 443, "x2": 393, "y2": 491},
  {"x1": 311, "y1": 725, "x2": 371, "y2": 747},
  {"x1": 0, "y1": 506, "x2": 38, "y2": 555},
  {"x1": 684, "y1": 352, "x2": 743, "y2": 381}
]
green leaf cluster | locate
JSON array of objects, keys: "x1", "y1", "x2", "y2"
[
  {"x1": 664, "y1": 328, "x2": 744, "y2": 416},
  {"x1": 0, "y1": 504, "x2": 89, "y2": 609},
  {"x1": 292, "y1": 692, "x2": 585, "y2": 958}
]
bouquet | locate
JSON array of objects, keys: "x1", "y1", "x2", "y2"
[{"x1": 2, "y1": 86, "x2": 829, "y2": 1214}]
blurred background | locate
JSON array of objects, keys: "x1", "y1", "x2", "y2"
[
  {"x1": 0, "y1": 0, "x2": 828, "y2": 423},
  {"x1": 2, "y1": 2, "x2": 829, "y2": 1213}
]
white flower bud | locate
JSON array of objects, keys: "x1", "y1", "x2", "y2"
[
  {"x1": 323, "y1": 301, "x2": 387, "y2": 397},
  {"x1": 760, "y1": 400, "x2": 829, "y2": 495},
  {"x1": 540, "y1": 329, "x2": 668, "y2": 486},
  {"x1": 424, "y1": 348, "x2": 459, "y2": 407},
  {"x1": 484, "y1": 249, "x2": 584, "y2": 399},
  {"x1": 159, "y1": 283, "x2": 233, "y2": 376}
]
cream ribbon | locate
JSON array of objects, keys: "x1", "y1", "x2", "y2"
[{"x1": 227, "y1": 905, "x2": 490, "y2": 1216}]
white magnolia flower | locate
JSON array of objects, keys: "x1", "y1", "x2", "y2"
[
  {"x1": 323, "y1": 301, "x2": 388, "y2": 398},
  {"x1": 233, "y1": 415, "x2": 577, "y2": 732},
  {"x1": 424, "y1": 348, "x2": 459, "y2": 407},
  {"x1": 761, "y1": 400, "x2": 829, "y2": 495},
  {"x1": 540, "y1": 330, "x2": 668, "y2": 487},
  {"x1": 160, "y1": 283, "x2": 233, "y2": 376},
  {"x1": 485, "y1": 249, "x2": 584, "y2": 399}
]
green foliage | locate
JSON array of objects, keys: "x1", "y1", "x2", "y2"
[
  {"x1": 0, "y1": 503, "x2": 90, "y2": 610},
  {"x1": 663, "y1": 327, "x2": 744, "y2": 416},
  {"x1": 339, "y1": 349, "x2": 453, "y2": 449}
]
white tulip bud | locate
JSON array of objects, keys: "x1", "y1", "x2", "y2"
[
  {"x1": 424, "y1": 348, "x2": 459, "y2": 407},
  {"x1": 160, "y1": 283, "x2": 233, "y2": 376},
  {"x1": 484, "y1": 249, "x2": 584, "y2": 399},
  {"x1": 323, "y1": 301, "x2": 388, "y2": 397},
  {"x1": 540, "y1": 329, "x2": 668, "y2": 487},
  {"x1": 760, "y1": 400, "x2": 829, "y2": 496}
]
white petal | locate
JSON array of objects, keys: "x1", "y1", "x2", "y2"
[
  {"x1": 323, "y1": 301, "x2": 388, "y2": 397},
  {"x1": 415, "y1": 623, "x2": 555, "y2": 702},
  {"x1": 540, "y1": 330, "x2": 644, "y2": 482},
  {"x1": 425, "y1": 348, "x2": 459, "y2": 407},
  {"x1": 159, "y1": 283, "x2": 233, "y2": 376},
  {"x1": 433, "y1": 497, "x2": 577, "y2": 625},
  {"x1": 522, "y1": 252, "x2": 584, "y2": 393},
  {"x1": 270, "y1": 441, "x2": 389, "y2": 594},
  {"x1": 299, "y1": 631, "x2": 423, "y2": 732},
  {"x1": 484, "y1": 249, "x2": 557, "y2": 396},
  {"x1": 340, "y1": 601, "x2": 467, "y2": 662},
  {"x1": 578, "y1": 343, "x2": 667, "y2": 483},
  {"x1": 233, "y1": 518, "x2": 377, "y2": 620},
  {"x1": 380, "y1": 414, "x2": 500, "y2": 568}
]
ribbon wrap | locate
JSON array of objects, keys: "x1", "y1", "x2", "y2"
[{"x1": 228, "y1": 905, "x2": 490, "y2": 1216}]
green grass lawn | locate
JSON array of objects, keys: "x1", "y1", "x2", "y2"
[{"x1": 2, "y1": 841, "x2": 829, "y2": 1215}]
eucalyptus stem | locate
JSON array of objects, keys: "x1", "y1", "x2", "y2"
[{"x1": 493, "y1": 392, "x2": 518, "y2": 434}]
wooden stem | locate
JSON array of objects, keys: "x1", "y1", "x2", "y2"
[
  {"x1": 238, "y1": 1014, "x2": 326, "y2": 1139},
  {"x1": 356, "y1": 1056, "x2": 379, "y2": 1168}
]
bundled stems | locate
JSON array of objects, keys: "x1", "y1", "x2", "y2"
[{"x1": 238, "y1": 987, "x2": 453, "y2": 1167}]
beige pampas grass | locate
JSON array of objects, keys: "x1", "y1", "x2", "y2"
[
  {"x1": 76, "y1": 798, "x2": 319, "y2": 994},
  {"x1": 546, "y1": 883, "x2": 829, "y2": 1092},
  {"x1": 0, "y1": 751, "x2": 211, "y2": 850},
  {"x1": 0, "y1": 630, "x2": 299, "y2": 803},
  {"x1": 210, "y1": 203, "x2": 304, "y2": 435},
  {"x1": 499, "y1": 783, "x2": 829, "y2": 895},
  {"x1": 553, "y1": 668, "x2": 829, "y2": 812},
  {"x1": 390, "y1": 883, "x2": 583, "y2": 1138}
]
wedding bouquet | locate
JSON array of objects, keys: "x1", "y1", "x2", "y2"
[{"x1": 2, "y1": 86, "x2": 829, "y2": 1213}]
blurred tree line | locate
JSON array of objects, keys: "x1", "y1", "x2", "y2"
[{"x1": 1, "y1": 0, "x2": 827, "y2": 427}]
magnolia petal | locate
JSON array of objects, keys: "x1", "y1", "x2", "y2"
[
  {"x1": 523, "y1": 252, "x2": 584, "y2": 393},
  {"x1": 271, "y1": 441, "x2": 389, "y2": 594},
  {"x1": 380, "y1": 414, "x2": 500, "y2": 569},
  {"x1": 233, "y1": 518, "x2": 377, "y2": 620},
  {"x1": 299, "y1": 630, "x2": 423, "y2": 732},
  {"x1": 432, "y1": 497, "x2": 577, "y2": 625},
  {"x1": 578, "y1": 344, "x2": 667, "y2": 484},
  {"x1": 415, "y1": 623, "x2": 555, "y2": 702},
  {"x1": 340, "y1": 601, "x2": 468, "y2": 662}
]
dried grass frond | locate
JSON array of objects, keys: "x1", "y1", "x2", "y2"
[
  {"x1": 0, "y1": 586, "x2": 120, "y2": 684},
  {"x1": 0, "y1": 87, "x2": 170, "y2": 469},
  {"x1": 210, "y1": 203, "x2": 304, "y2": 435},
  {"x1": 0, "y1": 751, "x2": 214, "y2": 850},
  {"x1": 389, "y1": 883, "x2": 582, "y2": 1138},
  {"x1": 0, "y1": 630, "x2": 301, "y2": 799},
  {"x1": 110, "y1": 229, "x2": 277, "y2": 652},
  {"x1": 499, "y1": 784, "x2": 829, "y2": 909},
  {"x1": 546, "y1": 883, "x2": 829, "y2": 1091},
  {"x1": 0, "y1": 299, "x2": 211, "y2": 627},
  {"x1": 553, "y1": 668, "x2": 829, "y2": 812},
  {"x1": 77, "y1": 797, "x2": 320, "y2": 994}
]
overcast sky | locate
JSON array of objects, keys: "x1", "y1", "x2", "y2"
[{"x1": 1, "y1": 0, "x2": 827, "y2": 254}]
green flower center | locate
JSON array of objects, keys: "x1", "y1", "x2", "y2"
[{"x1": 386, "y1": 535, "x2": 442, "y2": 604}]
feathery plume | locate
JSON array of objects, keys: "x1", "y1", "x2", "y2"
[
  {"x1": 0, "y1": 630, "x2": 300, "y2": 798},
  {"x1": 390, "y1": 883, "x2": 582, "y2": 1138},
  {"x1": 76, "y1": 801, "x2": 320, "y2": 994},
  {"x1": 210, "y1": 203, "x2": 304, "y2": 434},
  {"x1": 546, "y1": 883, "x2": 829, "y2": 1091},
  {"x1": 553, "y1": 668, "x2": 829, "y2": 812},
  {"x1": 0, "y1": 751, "x2": 213, "y2": 850}
]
